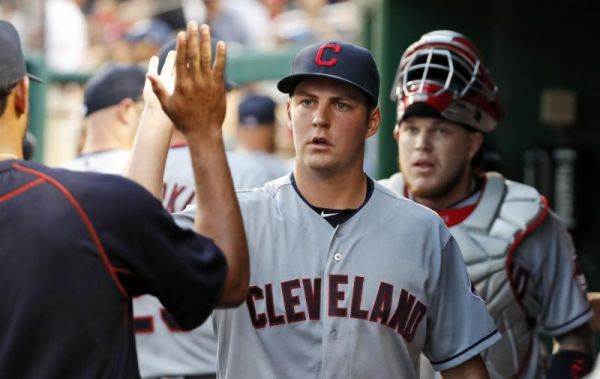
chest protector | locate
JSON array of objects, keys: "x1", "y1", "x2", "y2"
[{"x1": 382, "y1": 172, "x2": 549, "y2": 378}]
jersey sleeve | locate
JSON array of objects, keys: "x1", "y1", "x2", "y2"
[
  {"x1": 424, "y1": 236, "x2": 501, "y2": 372},
  {"x1": 521, "y1": 212, "x2": 592, "y2": 336},
  {"x1": 86, "y1": 177, "x2": 227, "y2": 330}
]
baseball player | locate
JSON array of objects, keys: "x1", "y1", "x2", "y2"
[
  {"x1": 131, "y1": 39, "x2": 277, "y2": 379},
  {"x1": 62, "y1": 63, "x2": 146, "y2": 174},
  {"x1": 235, "y1": 93, "x2": 288, "y2": 180},
  {"x1": 380, "y1": 30, "x2": 593, "y2": 379},
  {"x1": 129, "y1": 29, "x2": 503, "y2": 378},
  {"x1": 0, "y1": 20, "x2": 248, "y2": 378}
]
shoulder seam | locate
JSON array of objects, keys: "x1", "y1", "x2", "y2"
[{"x1": 13, "y1": 163, "x2": 129, "y2": 299}]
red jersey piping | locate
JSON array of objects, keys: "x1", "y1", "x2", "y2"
[{"x1": 13, "y1": 163, "x2": 129, "y2": 298}]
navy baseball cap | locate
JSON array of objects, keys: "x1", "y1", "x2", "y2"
[
  {"x1": 83, "y1": 63, "x2": 146, "y2": 116},
  {"x1": 157, "y1": 37, "x2": 234, "y2": 90},
  {"x1": 124, "y1": 19, "x2": 173, "y2": 46},
  {"x1": 277, "y1": 41, "x2": 380, "y2": 105},
  {"x1": 0, "y1": 21, "x2": 41, "y2": 83},
  {"x1": 238, "y1": 94, "x2": 276, "y2": 126}
]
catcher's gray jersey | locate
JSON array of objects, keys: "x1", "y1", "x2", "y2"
[
  {"x1": 381, "y1": 172, "x2": 592, "y2": 379},
  {"x1": 175, "y1": 175, "x2": 500, "y2": 378}
]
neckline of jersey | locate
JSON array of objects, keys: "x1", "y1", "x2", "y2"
[{"x1": 289, "y1": 172, "x2": 374, "y2": 227}]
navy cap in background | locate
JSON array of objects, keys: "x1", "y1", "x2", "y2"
[
  {"x1": 277, "y1": 41, "x2": 379, "y2": 105},
  {"x1": 83, "y1": 63, "x2": 146, "y2": 116},
  {"x1": 0, "y1": 21, "x2": 41, "y2": 83},
  {"x1": 238, "y1": 94, "x2": 276, "y2": 126},
  {"x1": 124, "y1": 19, "x2": 173, "y2": 46}
]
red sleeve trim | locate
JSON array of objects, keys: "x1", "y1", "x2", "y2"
[
  {"x1": 0, "y1": 177, "x2": 45, "y2": 203},
  {"x1": 13, "y1": 163, "x2": 129, "y2": 299},
  {"x1": 505, "y1": 195, "x2": 549, "y2": 378}
]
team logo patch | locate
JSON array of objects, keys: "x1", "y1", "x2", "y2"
[
  {"x1": 470, "y1": 281, "x2": 485, "y2": 303},
  {"x1": 315, "y1": 43, "x2": 342, "y2": 67}
]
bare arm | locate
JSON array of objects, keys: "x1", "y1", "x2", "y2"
[
  {"x1": 544, "y1": 323, "x2": 594, "y2": 378},
  {"x1": 588, "y1": 292, "x2": 600, "y2": 333},
  {"x1": 124, "y1": 52, "x2": 175, "y2": 198},
  {"x1": 135, "y1": 22, "x2": 249, "y2": 307},
  {"x1": 553, "y1": 322, "x2": 593, "y2": 354},
  {"x1": 441, "y1": 355, "x2": 489, "y2": 379}
]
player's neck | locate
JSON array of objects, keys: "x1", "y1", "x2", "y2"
[
  {"x1": 413, "y1": 175, "x2": 476, "y2": 210},
  {"x1": 0, "y1": 120, "x2": 25, "y2": 160},
  {"x1": 81, "y1": 124, "x2": 128, "y2": 154},
  {"x1": 293, "y1": 165, "x2": 367, "y2": 209}
]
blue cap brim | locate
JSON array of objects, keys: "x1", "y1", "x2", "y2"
[{"x1": 28, "y1": 73, "x2": 42, "y2": 83}]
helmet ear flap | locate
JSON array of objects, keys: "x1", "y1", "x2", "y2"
[{"x1": 393, "y1": 30, "x2": 502, "y2": 133}]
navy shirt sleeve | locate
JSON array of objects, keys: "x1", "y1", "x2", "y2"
[{"x1": 73, "y1": 172, "x2": 228, "y2": 329}]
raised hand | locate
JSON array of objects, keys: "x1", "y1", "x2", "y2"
[
  {"x1": 144, "y1": 50, "x2": 176, "y2": 111},
  {"x1": 147, "y1": 22, "x2": 227, "y2": 137}
]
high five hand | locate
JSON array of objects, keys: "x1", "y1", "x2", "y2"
[{"x1": 147, "y1": 22, "x2": 227, "y2": 136}]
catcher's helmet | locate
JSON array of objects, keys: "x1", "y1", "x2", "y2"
[{"x1": 391, "y1": 30, "x2": 502, "y2": 133}]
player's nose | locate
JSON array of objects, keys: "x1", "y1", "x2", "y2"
[
  {"x1": 414, "y1": 130, "x2": 432, "y2": 151},
  {"x1": 312, "y1": 103, "x2": 330, "y2": 128}
]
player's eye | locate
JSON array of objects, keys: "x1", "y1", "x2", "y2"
[
  {"x1": 403, "y1": 125, "x2": 419, "y2": 134},
  {"x1": 435, "y1": 127, "x2": 450, "y2": 135},
  {"x1": 299, "y1": 98, "x2": 315, "y2": 107},
  {"x1": 335, "y1": 102, "x2": 350, "y2": 111}
]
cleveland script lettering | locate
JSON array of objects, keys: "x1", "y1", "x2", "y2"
[{"x1": 246, "y1": 275, "x2": 427, "y2": 342}]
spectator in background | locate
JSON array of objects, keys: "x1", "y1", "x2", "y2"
[
  {"x1": 236, "y1": 93, "x2": 288, "y2": 179},
  {"x1": 124, "y1": 18, "x2": 173, "y2": 64},
  {"x1": 45, "y1": 0, "x2": 90, "y2": 72},
  {"x1": 272, "y1": 0, "x2": 360, "y2": 45},
  {"x1": 62, "y1": 63, "x2": 146, "y2": 174},
  {"x1": 203, "y1": 0, "x2": 273, "y2": 50}
]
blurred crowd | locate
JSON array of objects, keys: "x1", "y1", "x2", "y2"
[
  {"x1": 1, "y1": 0, "x2": 361, "y2": 71},
  {"x1": 0, "y1": 0, "x2": 362, "y2": 167}
]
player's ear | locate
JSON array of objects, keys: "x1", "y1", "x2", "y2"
[
  {"x1": 286, "y1": 98, "x2": 293, "y2": 129},
  {"x1": 365, "y1": 107, "x2": 380, "y2": 138},
  {"x1": 393, "y1": 124, "x2": 400, "y2": 141},
  {"x1": 13, "y1": 76, "x2": 29, "y2": 118},
  {"x1": 467, "y1": 131, "x2": 484, "y2": 161},
  {"x1": 116, "y1": 98, "x2": 136, "y2": 124}
]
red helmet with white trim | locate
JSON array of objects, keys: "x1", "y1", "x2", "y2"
[{"x1": 392, "y1": 30, "x2": 503, "y2": 133}]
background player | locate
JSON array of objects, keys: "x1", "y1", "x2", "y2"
[
  {"x1": 129, "y1": 36, "x2": 502, "y2": 378},
  {"x1": 235, "y1": 93, "x2": 288, "y2": 179},
  {"x1": 380, "y1": 30, "x2": 593, "y2": 379},
  {"x1": 0, "y1": 20, "x2": 248, "y2": 378},
  {"x1": 62, "y1": 63, "x2": 146, "y2": 174}
]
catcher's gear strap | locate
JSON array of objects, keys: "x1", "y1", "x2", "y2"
[{"x1": 546, "y1": 350, "x2": 593, "y2": 379}]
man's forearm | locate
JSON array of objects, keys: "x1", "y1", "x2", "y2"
[
  {"x1": 187, "y1": 128, "x2": 249, "y2": 307},
  {"x1": 125, "y1": 106, "x2": 173, "y2": 199}
]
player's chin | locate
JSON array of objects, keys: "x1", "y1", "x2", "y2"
[
  {"x1": 302, "y1": 155, "x2": 338, "y2": 173},
  {"x1": 407, "y1": 178, "x2": 442, "y2": 198}
]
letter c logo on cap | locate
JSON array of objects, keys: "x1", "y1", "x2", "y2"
[{"x1": 315, "y1": 44, "x2": 342, "y2": 67}]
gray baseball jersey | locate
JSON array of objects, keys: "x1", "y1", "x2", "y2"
[
  {"x1": 134, "y1": 145, "x2": 287, "y2": 378},
  {"x1": 174, "y1": 175, "x2": 501, "y2": 378},
  {"x1": 162, "y1": 146, "x2": 280, "y2": 212},
  {"x1": 62, "y1": 149, "x2": 130, "y2": 175},
  {"x1": 381, "y1": 172, "x2": 592, "y2": 379},
  {"x1": 237, "y1": 151, "x2": 289, "y2": 181}
]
